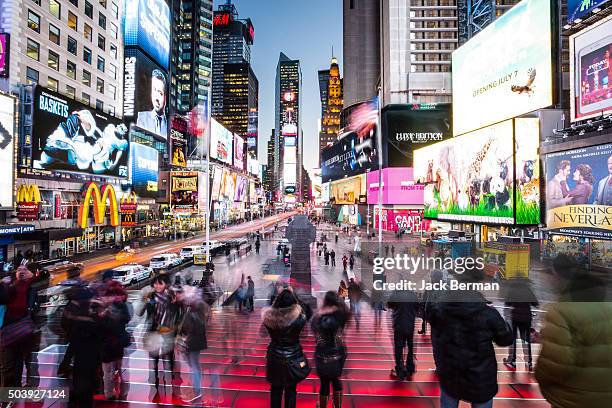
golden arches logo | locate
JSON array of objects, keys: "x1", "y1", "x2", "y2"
[
  {"x1": 78, "y1": 183, "x2": 120, "y2": 228},
  {"x1": 17, "y1": 185, "x2": 42, "y2": 204},
  {"x1": 120, "y1": 191, "x2": 138, "y2": 205}
]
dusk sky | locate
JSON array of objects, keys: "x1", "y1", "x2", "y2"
[{"x1": 213, "y1": 0, "x2": 343, "y2": 171}]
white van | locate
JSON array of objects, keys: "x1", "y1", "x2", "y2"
[
  {"x1": 110, "y1": 264, "x2": 153, "y2": 286},
  {"x1": 180, "y1": 245, "x2": 205, "y2": 260},
  {"x1": 150, "y1": 253, "x2": 181, "y2": 270}
]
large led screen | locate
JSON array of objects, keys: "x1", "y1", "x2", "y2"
[
  {"x1": 210, "y1": 119, "x2": 233, "y2": 165},
  {"x1": 452, "y1": 0, "x2": 553, "y2": 136},
  {"x1": 568, "y1": 0, "x2": 610, "y2": 24},
  {"x1": 130, "y1": 143, "x2": 159, "y2": 198},
  {"x1": 570, "y1": 16, "x2": 612, "y2": 122},
  {"x1": 235, "y1": 175, "x2": 248, "y2": 202},
  {"x1": 545, "y1": 143, "x2": 612, "y2": 239},
  {"x1": 0, "y1": 34, "x2": 9, "y2": 78},
  {"x1": 330, "y1": 175, "x2": 365, "y2": 205},
  {"x1": 414, "y1": 120, "x2": 515, "y2": 224},
  {"x1": 123, "y1": 0, "x2": 171, "y2": 69},
  {"x1": 234, "y1": 134, "x2": 245, "y2": 170},
  {"x1": 224, "y1": 172, "x2": 236, "y2": 201},
  {"x1": 515, "y1": 118, "x2": 541, "y2": 225},
  {"x1": 321, "y1": 131, "x2": 378, "y2": 183},
  {"x1": 32, "y1": 86, "x2": 129, "y2": 178},
  {"x1": 211, "y1": 166, "x2": 222, "y2": 201},
  {"x1": 367, "y1": 168, "x2": 424, "y2": 205},
  {"x1": 170, "y1": 172, "x2": 198, "y2": 213},
  {"x1": 0, "y1": 93, "x2": 15, "y2": 209}
]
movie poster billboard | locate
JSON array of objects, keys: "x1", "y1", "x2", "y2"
[
  {"x1": 235, "y1": 175, "x2": 248, "y2": 202},
  {"x1": 321, "y1": 131, "x2": 378, "y2": 183},
  {"x1": 234, "y1": 134, "x2": 245, "y2": 170},
  {"x1": 367, "y1": 168, "x2": 424, "y2": 205},
  {"x1": 0, "y1": 93, "x2": 15, "y2": 209},
  {"x1": 414, "y1": 120, "x2": 515, "y2": 224},
  {"x1": 210, "y1": 118, "x2": 233, "y2": 165},
  {"x1": 545, "y1": 143, "x2": 612, "y2": 239},
  {"x1": 567, "y1": 0, "x2": 610, "y2": 24},
  {"x1": 330, "y1": 175, "x2": 365, "y2": 205},
  {"x1": 123, "y1": 49, "x2": 168, "y2": 140},
  {"x1": 123, "y1": 0, "x2": 171, "y2": 69},
  {"x1": 130, "y1": 143, "x2": 159, "y2": 198},
  {"x1": 170, "y1": 117, "x2": 187, "y2": 167},
  {"x1": 570, "y1": 16, "x2": 612, "y2": 122},
  {"x1": 249, "y1": 181, "x2": 257, "y2": 203},
  {"x1": 218, "y1": 168, "x2": 228, "y2": 200},
  {"x1": 224, "y1": 172, "x2": 236, "y2": 201},
  {"x1": 373, "y1": 208, "x2": 431, "y2": 233},
  {"x1": 515, "y1": 118, "x2": 541, "y2": 224},
  {"x1": 170, "y1": 171, "x2": 198, "y2": 213},
  {"x1": 198, "y1": 171, "x2": 207, "y2": 214},
  {"x1": 0, "y1": 33, "x2": 9, "y2": 78},
  {"x1": 322, "y1": 182, "x2": 330, "y2": 202},
  {"x1": 452, "y1": 0, "x2": 553, "y2": 136},
  {"x1": 382, "y1": 104, "x2": 452, "y2": 167},
  {"x1": 32, "y1": 86, "x2": 129, "y2": 178},
  {"x1": 211, "y1": 166, "x2": 222, "y2": 201}
]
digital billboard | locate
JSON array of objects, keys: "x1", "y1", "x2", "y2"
[
  {"x1": 210, "y1": 118, "x2": 233, "y2": 165},
  {"x1": 570, "y1": 16, "x2": 612, "y2": 122},
  {"x1": 321, "y1": 131, "x2": 378, "y2": 183},
  {"x1": 382, "y1": 104, "x2": 452, "y2": 167},
  {"x1": 198, "y1": 171, "x2": 207, "y2": 214},
  {"x1": 330, "y1": 175, "x2": 365, "y2": 205},
  {"x1": 373, "y1": 208, "x2": 431, "y2": 233},
  {"x1": 452, "y1": 0, "x2": 553, "y2": 136},
  {"x1": 234, "y1": 134, "x2": 245, "y2": 170},
  {"x1": 0, "y1": 33, "x2": 9, "y2": 78},
  {"x1": 123, "y1": 49, "x2": 168, "y2": 140},
  {"x1": 414, "y1": 120, "x2": 515, "y2": 224},
  {"x1": 218, "y1": 168, "x2": 228, "y2": 200},
  {"x1": 515, "y1": 118, "x2": 541, "y2": 225},
  {"x1": 545, "y1": 143, "x2": 612, "y2": 239},
  {"x1": 322, "y1": 182, "x2": 330, "y2": 202},
  {"x1": 170, "y1": 117, "x2": 187, "y2": 167},
  {"x1": 235, "y1": 175, "x2": 248, "y2": 202},
  {"x1": 0, "y1": 93, "x2": 15, "y2": 209},
  {"x1": 32, "y1": 86, "x2": 129, "y2": 178},
  {"x1": 249, "y1": 181, "x2": 257, "y2": 203},
  {"x1": 224, "y1": 172, "x2": 236, "y2": 201},
  {"x1": 130, "y1": 143, "x2": 159, "y2": 198},
  {"x1": 170, "y1": 171, "x2": 198, "y2": 213},
  {"x1": 211, "y1": 166, "x2": 222, "y2": 201},
  {"x1": 568, "y1": 0, "x2": 610, "y2": 24},
  {"x1": 367, "y1": 168, "x2": 424, "y2": 205},
  {"x1": 123, "y1": 0, "x2": 171, "y2": 69}
]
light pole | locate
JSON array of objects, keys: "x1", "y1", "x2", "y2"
[{"x1": 376, "y1": 90, "x2": 383, "y2": 257}]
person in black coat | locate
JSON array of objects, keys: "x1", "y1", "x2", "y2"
[
  {"x1": 387, "y1": 288, "x2": 418, "y2": 380},
  {"x1": 503, "y1": 278, "x2": 538, "y2": 371},
  {"x1": 262, "y1": 289, "x2": 309, "y2": 408},
  {"x1": 428, "y1": 274, "x2": 513, "y2": 407},
  {"x1": 312, "y1": 291, "x2": 350, "y2": 408}
]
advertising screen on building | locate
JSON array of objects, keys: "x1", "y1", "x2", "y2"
[
  {"x1": 414, "y1": 120, "x2": 515, "y2": 224},
  {"x1": 321, "y1": 131, "x2": 378, "y2": 183},
  {"x1": 211, "y1": 166, "x2": 222, "y2": 201},
  {"x1": 567, "y1": 0, "x2": 610, "y2": 24},
  {"x1": 235, "y1": 175, "x2": 248, "y2": 202},
  {"x1": 249, "y1": 181, "x2": 257, "y2": 203},
  {"x1": 373, "y1": 208, "x2": 431, "y2": 233},
  {"x1": 0, "y1": 33, "x2": 9, "y2": 78},
  {"x1": 367, "y1": 168, "x2": 424, "y2": 205},
  {"x1": 0, "y1": 93, "x2": 15, "y2": 209},
  {"x1": 570, "y1": 16, "x2": 612, "y2": 122},
  {"x1": 545, "y1": 143, "x2": 612, "y2": 239},
  {"x1": 210, "y1": 118, "x2": 233, "y2": 165},
  {"x1": 322, "y1": 182, "x2": 330, "y2": 202},
  {"x1": 218, "y1": 168, "x2": 228, "y2": 200},
  {"x1": 515, "y1": 118, "x2": 541, "y2": 224},
  {"x1": 224, "y1": 172, "x2": 236, "y2": 201},
  {"x1": 130, "y1": 143, "x2": 159, "y2": 198},
  {"x1": 452, "y1": 0, "x2": 553, "y2": 136},
  {"x1": 382, "y1": 104, "x2": 452, "y2": 167},
  {"x1": 234, "y1": 134, "x2": 245, "y2": 170},
  {"x1": 330, "y1": 175, "x2": 365, "y2": 205},
  {"x1": 170, "y1": 171, "x2": 198, "y2": 213},
  {"x1": 170, "y1": 118, "x2": 187, "y2": 167},
  {"x1": 198, "y1": 171, "x2": 207, "y2": 214},
  {"x1": 32, "y1": 86, "x2": 129, "y2": 178},
  {"x1": 123, "y1": 49, "x2": 168, "y2": 140},
  {"x1": 123, "y1": 0, "x2": 171, "y2": 69}
]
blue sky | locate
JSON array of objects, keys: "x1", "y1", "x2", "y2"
[{"x1": 213, "y1": 0, "x2": 343, "y2": 171}]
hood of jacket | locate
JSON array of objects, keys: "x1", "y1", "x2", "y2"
[{"x1": 262, "y1": 304, "x2": 303, "y2": 330}]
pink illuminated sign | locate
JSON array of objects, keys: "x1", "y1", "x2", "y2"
[{"x1": 367, "y1": 168, "x2": 424, "y2": 205}]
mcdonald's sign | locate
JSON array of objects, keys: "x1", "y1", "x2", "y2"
[
  {"x1": 120, "y1": 192, "x2": 138, "y2": 227},
  {"x1": 16, "y1": 185, "x2": 42, "y2": 221},
  {"x1": 78, "y1": 183, "x2": 120, "y2": 228}
]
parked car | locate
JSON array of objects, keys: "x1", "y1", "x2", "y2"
[
  {"x1": 180, "y1": 246, "x2": 206, "y2": 260},
  {"x1": 109, "y1": 264, "x2": 153, "y2": 286},
  {"x1": 150, "y1": 253, "x2": 181, "y2": 270},
  {"x1": 202, "y1": 240, "x2": 225, "y2": 257}
]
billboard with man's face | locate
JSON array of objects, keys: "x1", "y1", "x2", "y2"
[{"x1": 32, "y1": 86, "x2": 129, "y2": 178}]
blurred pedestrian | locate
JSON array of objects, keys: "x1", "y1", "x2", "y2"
[
  {"x1": 255, "y1": 239, "x2": 261, "y2": 254},
  {"x1": 337, "y1": 280, "x2": 348, "y2": 302},
  {"x1": 503, "y1": 278, "x2": 538, "y2": 371},
  {"x1": 387, "y1": 287, "x2": 418, "y2": 381},
  {"x1": 342, "y1": 254, "x2": 348, "y2": 272},
  {"x1": 349, "y1": 254, "x2": 355, "y2": 271},
  {"x1": 330, "y1": 250, "x2": 336, "y2": 267},
  {"x1": 246, "y1": 276, "x2": 255, "y2": 312},
  {"x1": 347, "y1": 278, "x2": 362, "y2": 329},
  {"x1": 324, "y1": 250, "x2": 330, "y2": 266}
]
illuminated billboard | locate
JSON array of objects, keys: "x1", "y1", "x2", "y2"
[
  {"x1": 568, "y1": 0, "x2": 610, "y2": 24},
  {"x1": 545, "y1": 143, "x2": 612, "y2": 239},
  {"x1": 234, "y1": 134, "x2": 245, "y2": 170},
  {"x1": 452, "y1": 0, "x2": 553, "y2": 136},
  {"x1": 130, "y1": 143, "x2": 159, "y2": 198},
  {"x1": 321, "y1": 131, "x2": 378, "y2": 183},
  {"x1": 414, "y1": 120, "x2": 515, "y2": 224},
  {"x1": 0, "y1": 33, "x2": 9, "y2": 78},
  {"x1": 170, "y1": 117, "x2": 187, "y2": 167},
  {"x1": 211, "y1": 166, "x2": 222, "y2": 201},
  {"x1": 123, "y1": 0, "x2": 171, "y2": 69},
  {"x1": 0, "y1": 93, "x2": 15, "y2": 209},
  {"x1": 570, "y1": 16, "x2": 612, "y2": 122},
  {"x1": 224, "y1": 172, "x2": 236, "y2": 201},
  {"x1": 210, "y1": 118, "x2": 233, "y2": 165},
  {"x1": 235, "y1": 175, "x2": 248, "y2": 202},
  {"x1": 330, "y1": 175, "x2": 366, "y2": 205},
  {"x1": 515, "y1": 118, "x2": 541, "y2": 225},
  {"x1": 367, "y1": 168, "x2": 424, "y2": 205},
  {"x1": 170, "y1": 171, "x2": 198, "y2": 213},
  {"x1": 32, "y1": 86, "x2": 129, "y2": 178}
]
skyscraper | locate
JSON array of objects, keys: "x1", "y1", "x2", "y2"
[
  {"x1": 275, "y1": 52, "x2": 302, "y2": 203},
  {"x1": 319, "y1": 57, "x2": 343, "y2": 164},
  {"x1": 458, "y1": 0, "x2": 521, "y2": 45},
  {"x1": 318, "y1": 69, "x2": 330, "y2": 118}
]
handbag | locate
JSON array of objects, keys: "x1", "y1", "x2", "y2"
[
  {"x1": 0, "y1": 317, "x2": 35, "y2": 348},
  {"x1": 175, "y1": 307, "x2": 190, "y2": 354},
  {"x1": 285, "y1": 351, "x2": 311, "y2": 383}
]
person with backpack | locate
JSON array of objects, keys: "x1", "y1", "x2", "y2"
[
  {"x1": 387, "y1": 288, "x2": 418, "y2": 381},
  {"x1": 312, "y1": 291, "x2": 350, "y2": 408}
]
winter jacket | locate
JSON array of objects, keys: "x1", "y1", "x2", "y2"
[
  {"x1": 179, "y1": 301, "x2": 209, "y2": 352},
  {"x1": 246, "y1": 280, "x2": 255, "y2": 298},
  {"x1": 535, "y1": 301, "x2": 612, "y2": 408},
  {"x1": 100, "y1": 301, "x2": 132, "y2": 363},
  {"x1": 387, "y1": 290, "x2": 418, "y2": 334},
  {"x1": 262, "y1": 304, "x2": 307, "y2": 386},
  {"x1": 311, "y1": 305, "x2": 349, "y2": 355},
  {"x1": 428, "y1": 290, "x2": 513, "y2": 403}
]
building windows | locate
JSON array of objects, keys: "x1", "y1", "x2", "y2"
[
  {"x1": 96, "y1": 78, "x2": 104, "y2": 94},
  {"x1": 82, "y1": 93, "x2": 90, "y2": 105},
  {"x1": 31, "y1": 0, "x2": 41, "y2": 5},
  {"x1": 48, "y1": 50, "x2": 60, "y2": 71},
  {"x1": 49, "y1": 24, "x2": 60, "y2": 45},
  {"x1": 28, "y1": 10, "x2": 40, "y2": 33},
  {"x1": 26, "y1": 38, "x2": 39, "y2": 61},
  {"x1": 69, "y1": 0, "x2": 79, "y2": 7},
  {"x1": 47, "y1": 77, "x2": 58, "y2": 92},
  {"x1": 65, "y1": 85, "x2": 76, "y2": 99},
  {"x1": 82, "y1": 69, "x2": 91, "y2": 86},
  {"x1": 67, "y1": 36, "x2": 78, "y2": 55},
  {"x1": 110, "y1": 23, "x2": 117, "y2": 39},
  {"x1": 109, "y1": 44, "x2": 117, "y2": 59},
  {"x1": 49, "y1": 0, "x2": 61, "y2": 19},
  {"x1": 83, "y1": 47, "x2": 92, "y2": 64},
  {"x1": 98, "y1": 13, "x2": 106, "y2": 30},
  {"x1": 98, "y1": 34, "x2": 106, "y2": 50},
  {"x1": 96, "y1": 99, "x2": 104, "y2": 111},
  {"x1": 85, "y1": 1, "x2": 93, "y2": 18},
  {"x1": 26, "y1": 67, "x2": 39, "y2": 84},
  {"x1": 99, "y1": 0, "x2": 107, "y2": 7},
  {"x1": 108, "y1": 63, "x2": 117, "y2": 79},
  {"x1": 111, "y1": 2, "x2": 118, "y2": 18},
  {"x1": 97, "y1": 56, "x2": 105, "y2": 72},
  {"x1": 107, "y1": 83, "x2": 116, "y2": 100},
  {"x1": 84, "y1": 23, "x2": 92, "y2": 41},
  {"x1": 68, "y1": 11, "x2": 78, "y2": 30},
  {"x1": 67, "y1": 60, "x2": 77, "y2": 79}
]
